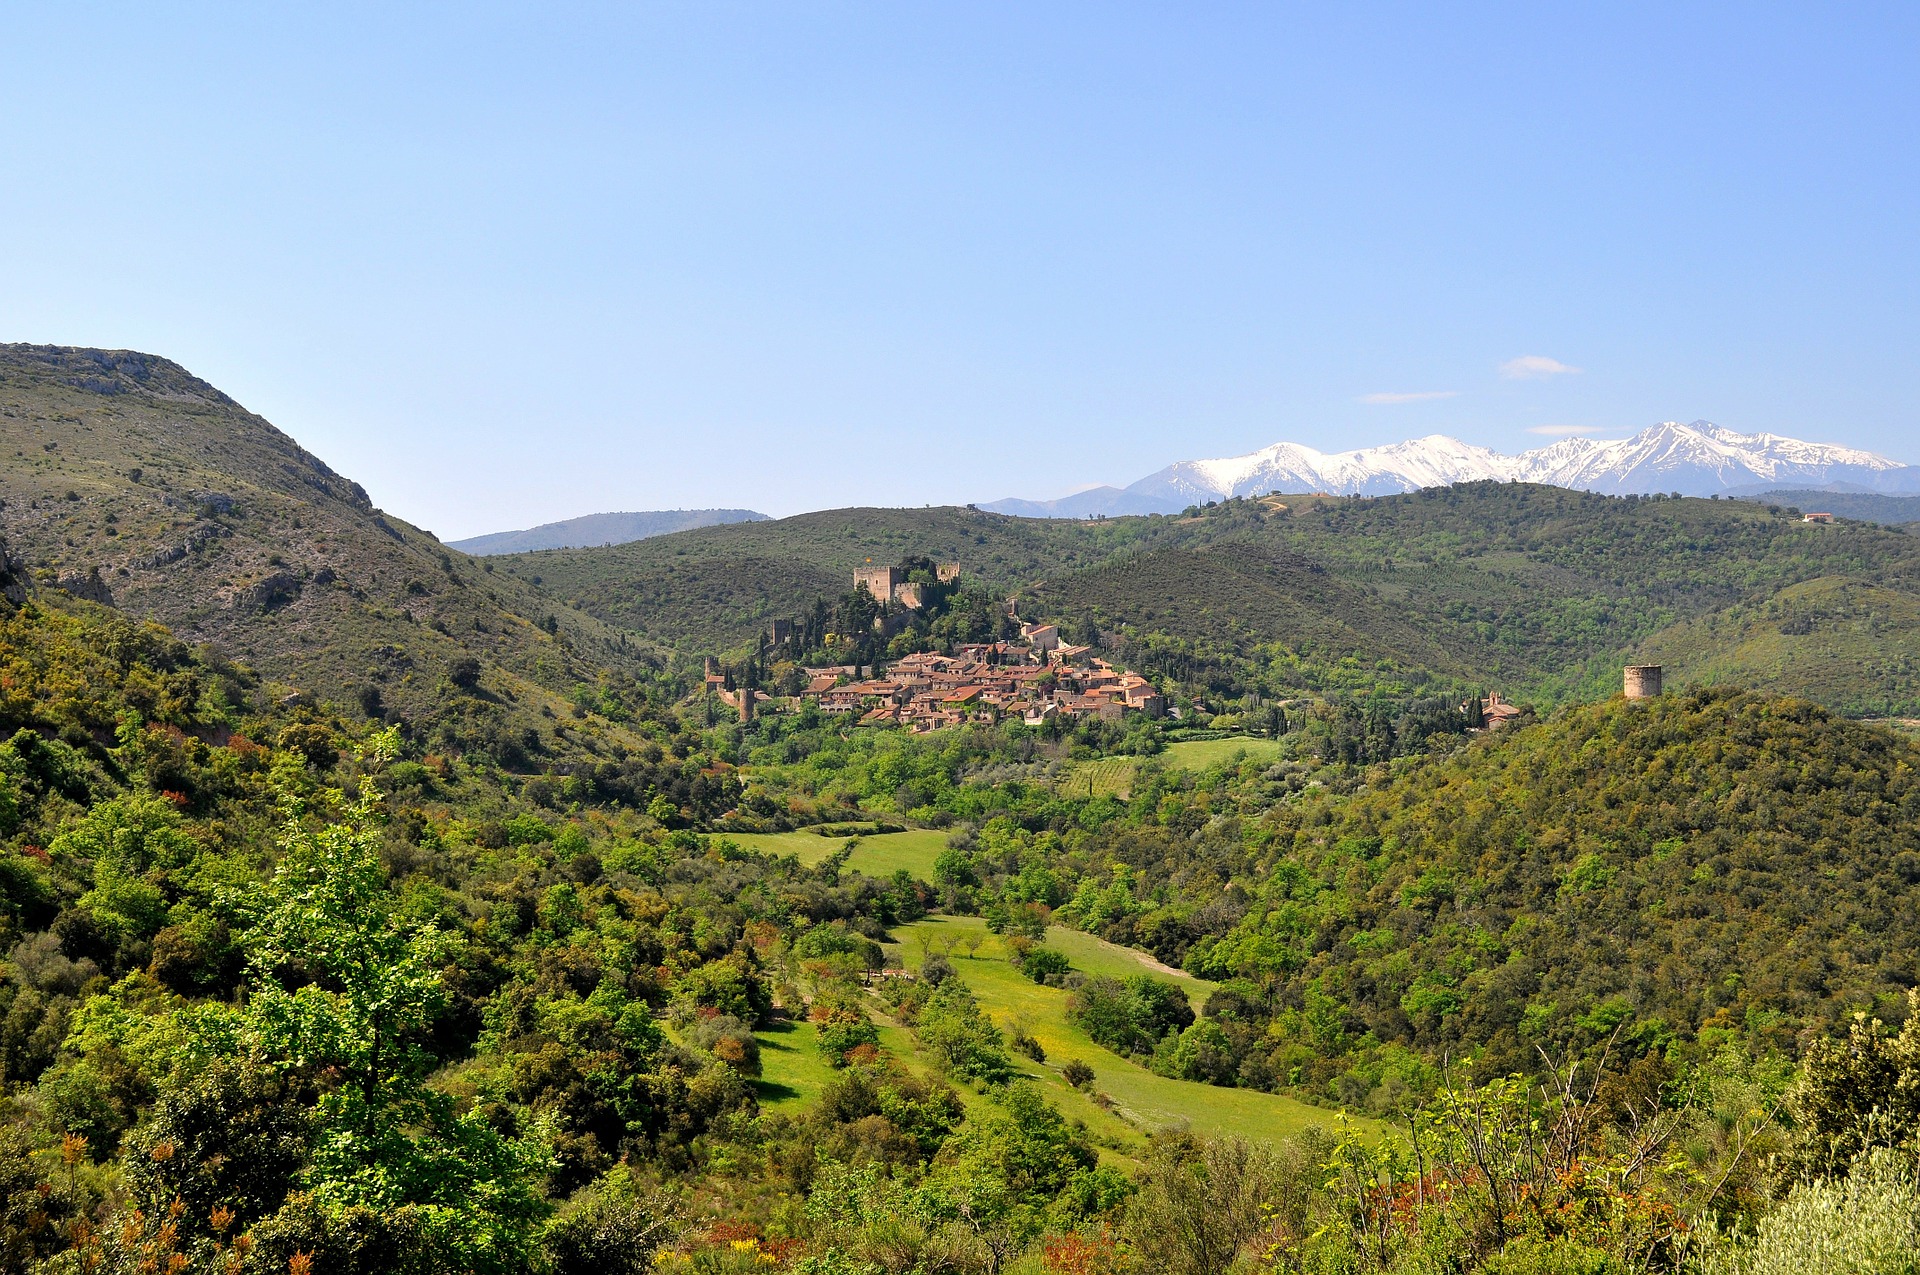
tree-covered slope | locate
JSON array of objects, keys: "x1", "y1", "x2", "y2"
[
  {"x1": 1117, "y1": 688, "x2": 1920, "y2": 1093},
  {"x1": 0, "y1": 586, "x2": 918, "y2": 1270},
  {"x1": 1026, "y1": 544, "x2": 1482, "y2": 694},
  {"x1": 1070, "y1": 485, "x2": 1920, "y2": 706},
  {"x1": 0, "y1": 346, "x2": 663, "y2": 762},
  {"x1": 1637, "y1": 576, "x2": 1920, "y2": 716},
  {"x1": 1738, "y1": 488, "x2": 1920, "y2": 527}
]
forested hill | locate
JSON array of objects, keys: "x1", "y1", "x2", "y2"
[
  {"x1": 0, "y1": 345, "x2": 667, "y2": 765},
  {"x1": 511, "y1": 483, "x2": 1920, "y2": 716},
  {"x1": 1028, "y1": 686, "x2": 1920, "y2": 1106}
]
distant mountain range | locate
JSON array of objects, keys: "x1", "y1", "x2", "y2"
[
  {"x1": 450, "y1": 508, "x2": 767, "y2": 555},
  {"x1": 984, "y1": 421, "x2": 1920, "y2": 516}
]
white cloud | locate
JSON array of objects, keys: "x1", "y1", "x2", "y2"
[
  {"x1": 1500, "y1": 355, "x2": 1582, "y2": 379},
  {"x1": 1526, "y1": 423, "x2": 1606, "y2": 436},
  {"x1": 1358, "y1": 390, "x2": 1460, "y2": 404}
]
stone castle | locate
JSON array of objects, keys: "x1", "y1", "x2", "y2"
[{"x1": 853, "y1": 562, "x2": 960, "y2": 610}]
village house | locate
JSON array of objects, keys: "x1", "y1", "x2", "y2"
[
  {"x1": 1481, "y1": 691, "x2": 1521, "y2": 726},
  {"x1": 1459, "y1": 690, "x2": 1522, "y2": 729}
]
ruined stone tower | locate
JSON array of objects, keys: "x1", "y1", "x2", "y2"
[{"x1": 1623, "y1": 665, "x2": 1663, "y2": 699}]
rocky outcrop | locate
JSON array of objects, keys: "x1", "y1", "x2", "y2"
[
  {"x1": 0, "y1": 537, "x2": 26, "y2": 606},
  {"x1": 57, "y1": 566, "x2": 115, "y2": 606},
  {"x1": 238, "y1": 571, "x2": 302, "y2": 612}
]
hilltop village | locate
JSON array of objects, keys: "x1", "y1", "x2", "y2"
[{"x1": 711, "y1": 562, "x2": 1168, "y2": 731}]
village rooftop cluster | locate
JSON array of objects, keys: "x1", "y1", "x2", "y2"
[
  {"x1": 809, "y1": 623, "x2": 1167, "y2": 731},
  {"x1": 710, "y1": 565, "x2": 1169, "y2": 732}
]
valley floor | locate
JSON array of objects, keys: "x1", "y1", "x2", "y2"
[{"x1": 756, "y1": 914, "x2": 1367, "y2": 1159}]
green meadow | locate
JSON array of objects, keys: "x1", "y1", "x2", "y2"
[
  {"x1": 721, "y1": 827, "x2": 951, "y2": 879},
  {"x1": 751, "y1": 1017, "x2": 841, "y2": 1115},
  {"x1": 1163, "y1": 735, "x2": 1289, "y2": 771}
]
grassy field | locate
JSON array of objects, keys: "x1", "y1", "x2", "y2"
[
  {"x1": 1037, "y1": 924, "x2": 1215, "y2": 1008},
  {"x1": 887, "y1": 916, "x2": 1360, "y2": 1148},
  {"x1": 721, "y1": 827, "x2": 951, "y2": 878},
  {"x1": 1059, "y1": 736, "x2": 1289, "y2": 800},
  {"x1": 1164, "y1": 736, "x2": 1288, "y2": 770},
  {"x1": 755, "y1": 1007, "x2": 1001, "y2": 1124},
  {"x1": 844, "y1": 829, "x2": 950, "y2": 879},
  {"x1": 721, "y1": 829, "x2": 844, "y2": 863},
  {"x1": 752, "y1": 1017, "x2": 841, "y2": 1115}
]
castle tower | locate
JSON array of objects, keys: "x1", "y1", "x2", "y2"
[
  {"x1": 738, "y1": 687, "x2": 755, "y2": 723},
  {"x1": 1624, "y1": 665, "x2": 1663, "y2": 699},
  {"x1": 854, "y1": 564, "x2": 904, "y2": 603}
]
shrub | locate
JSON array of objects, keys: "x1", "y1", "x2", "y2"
[
  {"x1": 1695, "y1": 1146, "x2": 1920, "y2": 1275},
  {"x1": 1122, "y1": 1137, "x2": 1285, "y2": 1275},
  {"x1": 1011, "y1": 1027, "x2": 1046, "y2": 1062},
  {"x1": 1786, "y1": 989, "x2": 1920, "y2": 1178},
  {"x1": 544, "y1": 1180, "x2": 682, "y2": 1275},
  {"x1": 1019, "y1": 946, "x2": 1071, "y2": 984},
  {"x1": 813, "y1": 1000, "x2": 881, "y2": 1066},
  {"x1": 123, "y1": 1057, "x2": 311, "y2": 1232},
  {"x1": 1066, "y1": 975, "x2": 1194, "y2": 1058},
  {"x1": 688, "y1": 1013, "x2": 761, "y2": 1076}
]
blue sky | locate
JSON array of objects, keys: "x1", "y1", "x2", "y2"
[{"x1": 3, "y1": 4, "x2": 1915, "y2": 535}]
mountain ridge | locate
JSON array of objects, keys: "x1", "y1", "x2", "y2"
[
  {"x1": 986, "y1": 421, "x2": 1920, "y2": 515},
  {"x1": 450, "y1": 508, "x2": 768, "y2": 555}
]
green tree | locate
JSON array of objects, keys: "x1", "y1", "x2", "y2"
[
  {"x1": 54, "y1": 793, "x2": 200, "y2": 952},
  {"x1": 238, "y1": 730, "x2": 551, "y2": 1271},
  {"x1": 1065, "y1": 974, "x2": 1194, "y2": 1059},
  {"x1": 914, "y1": 981, "x2": 1012, "y2": 1083}
]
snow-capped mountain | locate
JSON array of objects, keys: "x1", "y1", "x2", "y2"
[
  {"x1": 984, "y1": 422, "x2": 1919, "y2": 516},
  {"x1": 1505, "y1": 423, "x2": 1913, "y2": 495},
  {"x1": 1131, "y1": 434, "x2": 1516, "y2": 504}
]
